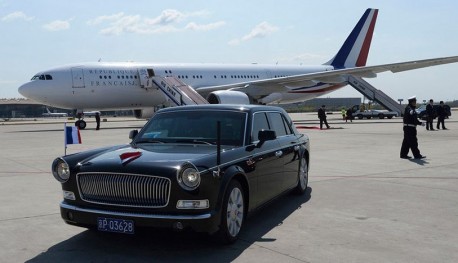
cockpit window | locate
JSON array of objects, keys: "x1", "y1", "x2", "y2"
[{"x1": 31, "y1": 74, "x2": 53, "y2": 81}]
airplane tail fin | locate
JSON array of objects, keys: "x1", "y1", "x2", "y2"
[{"x1": 324, "y1": 8, "x2": 378, "y2": 69}]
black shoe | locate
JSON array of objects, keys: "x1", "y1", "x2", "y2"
[
  {"x1": 414, "y1": 155, "x2": 426, "y2": 159},
  {"x1": 443, "y1": 128, "x2": 448, "y2": 130},
  {"x1": 400, "y1": 156, "x2": 412, "y2": 159}
]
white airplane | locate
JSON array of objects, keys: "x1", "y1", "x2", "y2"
[
  {"x1": 18, "y1": 8, "x2": 458, "y2": 129},
  {"x1": 42, "y1": 107, "x2": 68, "y2": 117}
]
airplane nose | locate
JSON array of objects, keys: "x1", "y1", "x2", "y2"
[
  {"x1": 18, "y1": 82, "x2": 32, "y2": 98},
  {"x1": 18, "y1": 82, "x2": 40, "y2": 101}
]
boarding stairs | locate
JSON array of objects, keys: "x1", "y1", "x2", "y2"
[
  {"x1": 138, "y1": 69, "x2": 208, "y2": 106},
  {"x1": 348, "y1": 75, "x2": 404, "y2": 116}
]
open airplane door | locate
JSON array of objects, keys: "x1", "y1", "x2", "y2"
[
  {"x1": 138, "y1": 68, "x2": 155, "y2": 89},
  {"x1": 71, "y1": 68, "x2": 85, "y2": 88}
]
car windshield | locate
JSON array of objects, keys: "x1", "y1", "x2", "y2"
[{"x1": 135, "y1": 110, "x2": 247, "y2": 146}]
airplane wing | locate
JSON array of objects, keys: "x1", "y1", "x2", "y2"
[{"x1": 195, "y1": 55, "x2": 458, "y2": 97}]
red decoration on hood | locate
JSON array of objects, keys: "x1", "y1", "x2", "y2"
[{"x1": 120, "y1": 151, "x2": 142, "y2": 165}]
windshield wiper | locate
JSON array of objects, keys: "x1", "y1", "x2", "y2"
[
  {"x1": 175, "y1": 139, "x2": 214, "y2": 145},
  {"x1": 133, "y1": 140, "x2": 165, "y2": 145}
]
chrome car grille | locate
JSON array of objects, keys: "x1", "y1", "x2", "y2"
[{"x1": 77, "y1": 173, "x2": 171, "y2": 208}]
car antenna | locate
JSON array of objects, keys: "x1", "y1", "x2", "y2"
[{"x1": 213, "y1": 121, "x2": 221, "y2": 178}]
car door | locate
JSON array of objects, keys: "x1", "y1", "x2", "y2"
[
  {"x1": 267, "y1": 112, "x2": 300, "y2": 191},
  {"x1": 248, "y1": 112, "x2": 283, "y2": 207}
]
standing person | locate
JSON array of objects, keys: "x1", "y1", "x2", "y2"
[
  {"x1": 346, "y1": 108, "x2": 353, "y2": 123},
  {"x1": 400, "y1": 96, "x2": 426, "y2": 159},
  {"x1": 318, "y1": 105, "x2": 330, "y2": 129},
  {"x1": 436, "y1": 101, "x2": 448, "y2": 130},
  {"x1": 341, "y1": 108, "x2": 346, "y2": 121},
  {"x1": 425, "y1": 99, "x2": 434, "y2": 130},
  {"x1": 95, "y1": 112, "x2": 101, "y2": 130}
]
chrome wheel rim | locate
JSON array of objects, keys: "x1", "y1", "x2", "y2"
[
  {"x1": 226, "y1": 187, "x2": 244, "y2": 237},
  {"x1": 299, "y1": 158, "x2": 308, "y2": 190}
]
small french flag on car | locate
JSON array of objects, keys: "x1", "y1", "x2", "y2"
[{"x1": 64, "y1": 123, "x2": 82, "y2": 155}]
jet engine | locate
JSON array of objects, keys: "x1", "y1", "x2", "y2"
[
  {"x1": 206, "y1": 90, "x2": 250, "y2": 105},
  {"x1": 133, "y1": 108, "x2": 156, "y2": 119}
]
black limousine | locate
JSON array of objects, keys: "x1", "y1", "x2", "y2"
[{"x1": 52, "y1": 104, "x2": 310, "y2": 244}]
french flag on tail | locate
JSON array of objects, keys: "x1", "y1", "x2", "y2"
[
  {"x1": 324, "y1": 8, "x2": 378, "y2": 69},
  {"x1": 65, "y1": 123, "x2": 82, "y2": 145}
]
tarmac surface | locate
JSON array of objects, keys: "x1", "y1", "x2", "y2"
[{"x1": 1, "y1": 113, "x2": 457, "y2": 262}]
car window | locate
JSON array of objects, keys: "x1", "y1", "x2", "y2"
[
  {"x1": 252, "y1": 112, "x2": 269, "y2": 142},
  {"x1": 282, "y1": 115, "x2": 293, "y2": 135},
  {"x1": 138, "y1": 110, "x2": 246, "y2": 146},
  {"x1": 267, "y1": 112, "x2": 287, "y2": 137}
]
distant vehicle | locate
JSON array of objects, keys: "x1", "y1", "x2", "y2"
[
  {"x1": 350, "y1": 105, "x2": 398, "y2": 119},
  {"x1": 416, "y1": 104, "x2": 451, "y2": 120},
  {"x1": 42, "y1": 108, "x2": 68, "y2": 117},
  {"x1": 51, "y1": 104, "x2": 310, "y2": 244}
]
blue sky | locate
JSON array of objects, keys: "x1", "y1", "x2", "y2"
[{"x1": 1, "y1": 0, "x2": 458, "y2": 102}]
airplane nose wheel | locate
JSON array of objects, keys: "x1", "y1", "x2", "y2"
[{"x1": 75, "y1": 120, "x2": 87, "y2": 130}]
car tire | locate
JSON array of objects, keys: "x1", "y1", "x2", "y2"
[
  {"x1": 294, "y1": 156, "x2": 308, "y2": 195},
  {"x1": 215, "y1": 180, "x2": 245, "y2": 244},
  {"x1": 388, "y1": 116, "x2": 393, "y2": 119},
  {"x1": 378, "y1": 114, "x2": 384, "y2": 119},
  {"x1": 357, "y1": 114, "x2": 363, "y2": 119}
]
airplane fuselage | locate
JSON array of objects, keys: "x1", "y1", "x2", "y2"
[{"x1": 19, "y1": 62, "x2": 338, "y2": 111}]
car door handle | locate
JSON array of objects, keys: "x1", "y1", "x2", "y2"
[{"x1": 275, "y1": 151, "x2": 283, "y2": 157}]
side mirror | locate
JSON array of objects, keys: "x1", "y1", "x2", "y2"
[
  {"x1": 257, "y1": 130, "x2": 276, "y2": 147},
  {"x1": 129, "y1": 130, "x2": 138, "y2": 139}
]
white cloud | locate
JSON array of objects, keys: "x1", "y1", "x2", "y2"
[
  {"x1": 43, "y1": 20, "x2": 70, "y2": 31},
  {"x1": 145, "y1": 9, "x2": 185, "y2": 26},
  {"x1": 242, "y1": 22, "x2": 278, "y2": 41},
  {"x1": 229, "y1": 21, "x2": 279, "y2": 45},
  {"x1": 87, "y1": 9, "x2": 224, "y2": 36},
  {"x1": 87, "y1": 12, "x2": 125, "y2": 26},
  {"x1": 185, "y1": 21, "x2": 226, "y2": 31},
  {"x1": 1, "y1": 11, "x2": 34, "y2": 22}
]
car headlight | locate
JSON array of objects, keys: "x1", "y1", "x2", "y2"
[
  {"x1": 52, "y1": 158, "x2": 70, "y2": 183},
  {"x1": 177, "y1": 162, "x2": 201, "y2": 190}
]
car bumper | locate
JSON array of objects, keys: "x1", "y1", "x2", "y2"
[{"x1": 60, "y1": 202, "x2": 220, "y2": 233}]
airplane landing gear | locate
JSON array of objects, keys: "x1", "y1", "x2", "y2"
[
  {"x1": 74, "y1": 111, "x2": 87, "y2": 130},
  {"x1": 75, "y1": 120, "x2": 87, "y2": 130}
]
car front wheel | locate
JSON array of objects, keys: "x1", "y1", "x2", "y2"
[
  {"x1": 294, "y1": 156, "x2": 308, "y2": 194},
  {"x1": 215, "y1": 180, "x2": 245, "y2": 244}
]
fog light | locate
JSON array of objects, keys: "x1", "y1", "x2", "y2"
[
  {"x1": 63, "y1": 190, "x2": 75, "y2": 200},
  {"x1": 176, "y1": 200, "x2": 209, "y2": 209}
]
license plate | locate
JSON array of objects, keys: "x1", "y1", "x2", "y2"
[{"x1": 97, "y1": 217, "x2": 134, "y2": 234}]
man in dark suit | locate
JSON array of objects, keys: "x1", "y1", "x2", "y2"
[
  {"x1": 436, "y1": 101, "x2": 448, "y2": 130},
  {"x1": 400, "y1": 96, "x2": 426, "y2": 159},
  {"x1": 425, "y1": 99, "x2": 434, "y2": 130},
  {"x1": 318, "y1": 105, "x2": 330, "y2": 129}
]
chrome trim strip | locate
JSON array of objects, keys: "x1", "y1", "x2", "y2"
[{"x1": 60, "y1": 202, "x2": 212, "y2": 220}]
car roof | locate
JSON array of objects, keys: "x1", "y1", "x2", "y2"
[{"x1": 156, "y1": 104, "x2": 286, "y2": 114}]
